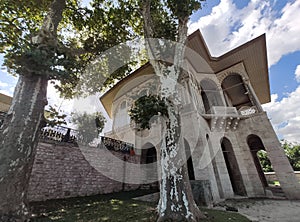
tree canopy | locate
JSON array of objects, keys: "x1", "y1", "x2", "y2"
[{"x1": 0, "y1": 0, "x2": 139, "y2": 98}]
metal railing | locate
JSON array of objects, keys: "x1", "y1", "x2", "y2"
[
  {"x1": 40, "y1": 125, "x2": 78, "y2": 143},
  {"x1": 0, "y1": 112, "x2": 134, "y2": 153},
  {"x1": 99, "y1": 136, "x2": 134, "y2": 154}
]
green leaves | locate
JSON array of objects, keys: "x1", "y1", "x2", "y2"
[
  {"x1": 166, "y1": 0, "x2": 205, "y2": 20},
  {"x1": 71, "y1": 111, "x2": 106, "y2": 143},
  {"x1": 44, "y1": 105, "x2": 67, "y2": 127},
  {"x1": 282, "y1": 141, "x2": 300, "y2": 171},
  {"x1": 129, "y1": 95, "x2": 168, "y2": 130}
]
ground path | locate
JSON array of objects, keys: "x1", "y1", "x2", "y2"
[
  {"x1": 134, "y1": 192, "x2": 300, "y2": 222},
  {"x1": 215, "y1": 199, "x2": 300, "y2": 222}
]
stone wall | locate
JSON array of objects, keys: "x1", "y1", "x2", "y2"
[{"x1": 28, "y1": 142, "x2": 141, "y2": 202}]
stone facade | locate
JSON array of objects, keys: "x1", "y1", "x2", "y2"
[
  {"x1": 101, "y1": 31, "x2": 300, "y2": 201},
  {"x1": 28, "y1": 141, "x2": 140, "y2": 202},
  {"x1": 0, "y1": 93, "x2": 12, "y2": 113}
]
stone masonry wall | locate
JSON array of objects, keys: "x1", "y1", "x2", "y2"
[{"x1": 28, "y1": 142, "x2": 140, "y2": 202}]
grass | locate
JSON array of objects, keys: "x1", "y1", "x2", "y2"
[
  {"x1": 29, "y1": 190, "x2": 250, "y2": 222},
  {"x1": 268, "y1": 180, "x2": 281, "y2": 186}
]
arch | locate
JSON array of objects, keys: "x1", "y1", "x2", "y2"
[
  {"x1": 247, "y1": 134, "x2": 269, "y2": 187},
  {"x1": 200, "y1": 79, "x2": 224, "y2": 113},
  {"x1": 140, "y1": 143, "x2": 159, "y2": 189},
  {"x1": 141, "y1": 143, "x2": 157, "y2": 164},
  {"x1": 221, "y1": 73, "x2": 252, "y2": 109},
  {"x1": 184, "y1": 139, "x2": 195, "y2": 180},
  {"x1": 207, "y1": 135, "x2": 224, "y2": 198},
  {"x1": 221, "y1": 137, "x2": 247, "y2": 196},
  {"x1": 139, "y1": 89, "x2": 148, "y2": 97}
]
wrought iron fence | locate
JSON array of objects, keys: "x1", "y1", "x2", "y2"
[
  {"x1": 40, "y1": 125, "x2": 78, "y2": 143},
  {"x1": 1, "y1": 112, "x2": 133, "y2": 153},
  {"x1": 99, "y1": 136, "x2": 134, "y2": 154}
]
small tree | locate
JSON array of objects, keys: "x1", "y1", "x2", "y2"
[
  {"x1": 282, "y1": 141, "x2": 300, "y2": 171},
  {"x1": 71, "y1": 112, "x2": 106, "y2": 144}
]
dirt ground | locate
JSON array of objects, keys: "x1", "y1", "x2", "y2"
[
  {"x1": 214, "y1": 199, "x2": 300, "y2": 222},
  {"x1": 134, "y1": 193, "x2": 300, "y2": 222}
]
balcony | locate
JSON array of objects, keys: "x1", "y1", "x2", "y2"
[{"x1": 201, "y1": 106, "x2": 258, "y2": 131}]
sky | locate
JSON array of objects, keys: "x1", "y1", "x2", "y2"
[{"x1": 1, "y1": 0, "x2": 300, "y2": 141}]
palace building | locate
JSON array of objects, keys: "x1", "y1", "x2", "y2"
[{"x1": 100, "y1": 30, "x2": 300, "y2": 201}]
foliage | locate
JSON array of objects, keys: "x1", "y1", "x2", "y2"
[
  {"x1": 71, "y1": 111, "x2": 106, "y2": 143},
  {"x1": 257, "y1": 150, "x2": 273, "y2": 172},
  {"x1": 44, "y1": 105, "x2": 67, "y2": 127},
  {"x1": 0, "y1": 0, "x2": 140, "y2": 98},
  {"x1": 282, "y1": 141, "x2": 300, "y2": 171},
  {"x1": 257, "y1": 141, "x2": 300, "y2": 172},
  {"x1": 129, "y1": 95, "x2": 168, "y2": 130}
]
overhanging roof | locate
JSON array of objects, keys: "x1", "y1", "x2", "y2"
[{"x1": 101, "y1": 30, "x2": 270, "y2": 118}]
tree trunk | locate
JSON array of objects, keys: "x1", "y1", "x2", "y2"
[
  {"x1": 156, "y1": 101, "x2": 204, "y2": 222},
  {"x1": 141, "y1": 1, "x2": 204, "y2": 217},
  {"x1": 0, "y1": 75, "x2": 48, "y2": 221},
  {"x1": 0, "y1": 0, "x2": 65, "y2": 220}
]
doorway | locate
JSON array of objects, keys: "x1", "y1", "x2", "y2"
[{"x1": 221, "y1": 137, "x2": 247, "y2": 196}]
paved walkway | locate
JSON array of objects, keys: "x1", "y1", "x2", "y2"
[{"x1": 214, "y1": 199, "x2": 300, "y2": 222}]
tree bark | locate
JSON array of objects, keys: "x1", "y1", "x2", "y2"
[
  {"x1": 141, "y1": 1, "x2": 204, "y2": 221},
  {"x1": 0, "y1": 0, "x2": 65, "y2": 220},
  {"x1": 0, "y1": 75, "x2": 48, "y2": 221},
  {"x1": 157, "y1": 103, "x2": 204, "y2": 221}
]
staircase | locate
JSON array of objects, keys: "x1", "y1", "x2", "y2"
[{"x1": 266, "y1": 186, "x2": 286, "y2": 198}]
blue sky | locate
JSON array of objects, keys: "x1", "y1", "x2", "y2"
[{"x1": 1, "y1": 0, "x2": 300, "y2": 141}]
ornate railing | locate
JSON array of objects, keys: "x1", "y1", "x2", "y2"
[
  {"x1": 0, "y1": 112, "x2": 134, "y2": 153},
  {"x1": 40, "y1": 125, "x2": 78, "y2": 143},
  {"x1": 99, "y1": 136, "x2": 134, "y2": 154},
  {"x1": 41, "y1": 125, "x2": 133, "y2": 154}
]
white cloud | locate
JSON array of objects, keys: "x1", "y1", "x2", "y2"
[
  {"x1": 295, "y1": 65, "x2": 300, "y2": 82},
  {"x1": 189, "y1": 0, "x2": 300, "y2": 67},
  {"x1": 0, "y1": 89, "x2": 12, "y2": 96},
  {"x1": 189, "y1": 0, "x2": 300, "y2": 142},
  {"x1": 263, "y1": 87, "x2": 300, "y2": 142},
  {"x1": 0, "y1": 81, "x2": 8, "y2": 88}
]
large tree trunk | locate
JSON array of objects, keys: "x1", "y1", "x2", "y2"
[
  {"x1": 141, "y1": 1, "x2": 204, "y2": 220},
  {"x1": 157, "y1": 103, "x2": 204, "y2": 221},
  {"x1": 0, "y1": 75, "x2": 48, "y2": 221},
  {"x1": 0, "y1": 0, "x2": 65, "y2": 220}
]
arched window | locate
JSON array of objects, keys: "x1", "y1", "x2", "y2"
[
  {"x1": 222, "y1": 74, "x2": 252, "y2": 110},
  {"x1": 114, "y1": 100, "x2": 130, "y2": 128},
  {"x1": 200, "y1": 79, "x2": 224, "y2": 113}
]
